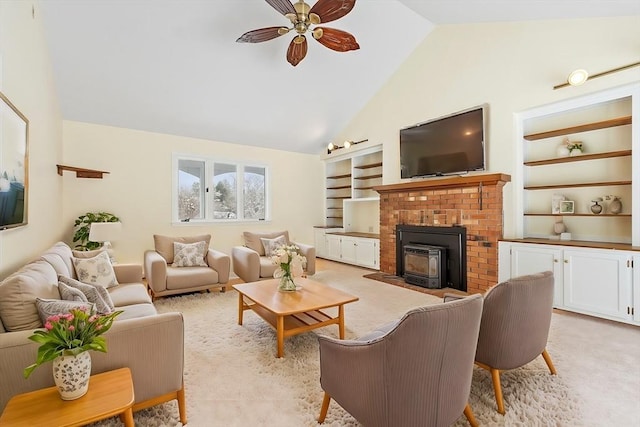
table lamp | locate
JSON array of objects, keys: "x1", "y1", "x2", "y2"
[{"x1": 88, "y1": 222, "x2": 122, "y2": 262}]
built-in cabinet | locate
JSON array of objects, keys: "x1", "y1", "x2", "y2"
[
  {"x1": 501, "y1": 83, "x2": 639, "y2": 326},
  {"x1": 499, "y1": 241, "x2": 637, "y2": 325},
  {"x1": 322, "y1": 233, "x2": 379, "y2": 269},
  {"x1": 319, "y1": 144, "x2": 382, "y2": 269},
  {"x1": 314, "y1": 227, "x2": 342, "y2": 258}
]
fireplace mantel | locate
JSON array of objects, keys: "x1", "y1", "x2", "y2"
[
  {"x1": 373, "y1": 173, "x2": 511, "y2": 193},
  {"x1": 375, "y1": 172, "x2": 511, "y2": 294}
]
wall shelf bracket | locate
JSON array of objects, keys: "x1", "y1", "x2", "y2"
[{"x1": 56, "y1": 164, "x2": 110, "y2": 179}]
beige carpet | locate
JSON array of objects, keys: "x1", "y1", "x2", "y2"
[{"x1": 90, "y1": 261, "x2": 640, "y2": 426}]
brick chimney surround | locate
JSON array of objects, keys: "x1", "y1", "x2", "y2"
[{"x1": 374, "y1": 173, "x2": 511, "y2": 294}]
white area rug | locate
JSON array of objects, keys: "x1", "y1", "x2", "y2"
[{"x1": 91, "y1": 266, "x2": 582, "y2": 426}]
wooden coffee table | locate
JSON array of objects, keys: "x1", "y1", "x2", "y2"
[
  {"x1": 0, "y1": 367, "x2": 135, "y2": 426},
  {"x1": 233, "y1": 277, "x2": 359, "y2": 358}
]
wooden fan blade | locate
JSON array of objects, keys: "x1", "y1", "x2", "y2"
[
  {"x1": 314, "y1": 27, "x2": 359, "y2": 52},
  {"x1": 287, "y1": 35, "x2": 308, "y2": 66},
  {"x1": 265, "y1": 0, "x2": 296, "y2": 16},
  {"x1": 237, "y1": 27, "x2": 288, "y2": 43},
  {"x1": 309, "y1": 0, "x2": 355, "y2": 23}
]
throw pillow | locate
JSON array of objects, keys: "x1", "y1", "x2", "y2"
[
  {"x1": 72, "y1": 248, "x2": 108, "y2": 259},
  {"x1": 35, "y1": 298, "x2": 95, "y2": 326},
  {"x1": 261, "y1": 235, "x2": 287, "y2": 257},
  {"x1": 58, "y1": 276, "x2": 115, "y2": 315},
  {"x1": 72, "y1": 251, "x2": 118, "y2": 288},
  {"x1": 58, "y1": 281, "x2": 89, "y2": 303},
  {"x1": 172, "y1": 241, "x2": 208, "y2": 267}
]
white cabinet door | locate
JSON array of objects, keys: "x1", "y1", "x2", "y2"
[
  {"x1": 563, "y1": 249, "x2": 632, "y2": 321},
  {"x1": 326, "y1": 235, "x2": 342, "y2": 261},
  {"x1": 340, "y1": 236, "x2": 358, "y2": 264},
  {"x1": 633, "y1": 255, "x2": 640, "y2": 324},
  {"x1": 355, "y1": 238, "x2": 379, "y2": 269},
  {"x1": 510, "y1": 244, "x2": 564, "y2": 307},
  {"x1": 314, "y1": 229, "x2": 327, "y2": 258}
]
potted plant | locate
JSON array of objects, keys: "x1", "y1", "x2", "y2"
[
  {"x1": 73, "y1": 212, "x2": 119, "y2": 251},
  {"x1": 24, "y1": 308, "x2": 122, "y2": 399}
]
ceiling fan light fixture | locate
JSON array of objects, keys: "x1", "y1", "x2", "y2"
[
  {"x1": 237, "y1": 0, "x2": 359, "y2": 67},
  {"x1": 309, "y1": 12, "x2": 321, "y2": 25},
  {"x1": 567, "y1": 69, "x2": 589, "y2": 86}
]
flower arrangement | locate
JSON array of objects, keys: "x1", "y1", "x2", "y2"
[
  {"x1": 271, "y1": 244, "x2": 307, "y2": 291},
  {"x1": 562, "y1": 137, "x2": 583, "y2": 154},
  {"x1": 24, "y1": 308, "x2": 122, "y2": 378}
]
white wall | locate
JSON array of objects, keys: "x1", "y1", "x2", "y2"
[
  {"x1": 0, "y1": 1, "x2": 63, "y2": 279},
  {"x1": 61, "y1": 121, "x2": 324, "y2": 265},
  {"x1": 333, "y1": 16, "x2": 640, "y2": 239}
]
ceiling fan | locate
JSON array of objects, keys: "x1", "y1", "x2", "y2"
[{"x1": 236, "y1": 0, "x2": 360, "y2": 67}]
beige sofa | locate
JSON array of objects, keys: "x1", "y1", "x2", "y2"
[
  {"x1": 232, "y1": 231, "x2": 316, "y2": 283},
  {"x1": 0, "y1": 242, "x2": 186, "y2": 423},
  {"x1": 144, "y1": 234, "x2": 231, "y2": 299}
]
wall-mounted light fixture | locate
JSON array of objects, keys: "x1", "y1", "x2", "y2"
[
  {"x1": 327, "y1": 139, "x2": 368, "y2": 154},
  {"x1": 553, "y1": 61, "x2": 640, "y2": 90}
]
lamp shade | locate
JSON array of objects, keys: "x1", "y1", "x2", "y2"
[{"x1": 88, "y1": 222, "x2": 122, "y2": 242}]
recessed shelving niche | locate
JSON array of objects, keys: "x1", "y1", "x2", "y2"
[{"x1": 516, "y1": 84, "x2": 638, "y2": 246}]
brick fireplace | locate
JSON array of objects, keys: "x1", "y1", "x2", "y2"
[{"x1": 374, "y1": 173, "x2": 511, "y2": 294}]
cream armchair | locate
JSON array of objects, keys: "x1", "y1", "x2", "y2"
[
  {"x1": 232, "y1": 231, "x2": 315, "y2": 283},
  {"x1": 144, "y1": 234, "x2": 230, "y2": 299}
]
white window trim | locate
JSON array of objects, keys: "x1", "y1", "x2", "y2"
[{"x1": 172, "y1": 153, "x2": 271, "y2": 224}]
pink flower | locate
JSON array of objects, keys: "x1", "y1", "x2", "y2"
[
  {"x1": 44, "y1": 322, "x2": 53, "y2": 330},
  {"x1": 68, "y1": 325, "x2": 75, "y2": 331}
]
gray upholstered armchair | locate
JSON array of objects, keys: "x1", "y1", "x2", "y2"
[
  {"x1": 317, "y1": 294, "x2": 484, "y2": 427},
  {"x1": 231, "y1": 231, "x2": 315, "y2": 283},
  {"x1": 144, "y1": 234, "x2": 231, "y2": 299},
  {"x1": 445, "y1": 270, "x2": 557, "y2": 415}
]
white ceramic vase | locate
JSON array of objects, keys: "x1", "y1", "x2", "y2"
[
  {"x1": 556, "y1": 145, "x2": 570, "y2": 157},
  {"x1": 609, "y1": 197, "x2": 622, "y2": 214},
  {"x1": 52, "y1": 352, "x2": 92, "y2": 400}
]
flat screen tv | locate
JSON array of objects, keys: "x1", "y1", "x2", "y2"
[{"x1": 400, "y1": 106, "x2": 486, "y2": 179}]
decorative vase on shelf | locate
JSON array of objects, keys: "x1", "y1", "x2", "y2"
[
  {"x1": 569, "y1": 147, "x2": 583, "y2": 156},
  {"x1": 556, "y1": 145, "x2": 570, "y2": 157},
  {"x1": 609, "y1": 196, "x2": 622, "y2": 214},
  {"x1": 590, "y1": 198, "x2": 603, "y2": 214},
  {"x1": 52, "y1": 352, "x2": 92, "y2": 400},
  {"x1": 553, "y1": 219, "x2": 566, "y2": 235}
]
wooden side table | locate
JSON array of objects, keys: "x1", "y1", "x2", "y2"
[{"x1": 0, "y1": 367, "x2": 135, "y2": 426}]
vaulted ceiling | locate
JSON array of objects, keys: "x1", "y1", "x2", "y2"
[{"x1": 39, "y1": 1, "x2": 640, "y2": 154}]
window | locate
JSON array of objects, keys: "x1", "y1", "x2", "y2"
[{"x1": 174, "y1": 155, "x2": 269, "y2": 222}]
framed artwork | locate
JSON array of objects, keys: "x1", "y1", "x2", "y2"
[
  {"x1": 0, "y1": 91, "x2": 29, "y2": 230},
  {"x1": 559, "y1": 200, "x2": 574, "y2": 214},
  {"x1": 551, "y1": 193, "x2": 565, "y2": 214}
]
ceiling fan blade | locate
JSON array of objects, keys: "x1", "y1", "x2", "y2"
[
  {"x1": 313, "y1": 27, "x2": 359, "y2": 52},
  {"x1": 265, "y1": 0, "x2": 296, "y2": 16},
  {"x1": 237, "y1": 27, "x2": 289, "y2": 43},
  {"x1": 309, "y1": 0, "x2": 355, "y2": 24},
  {"x1": 287, "y1": 35, "x2": 308, "y2": 66}
]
